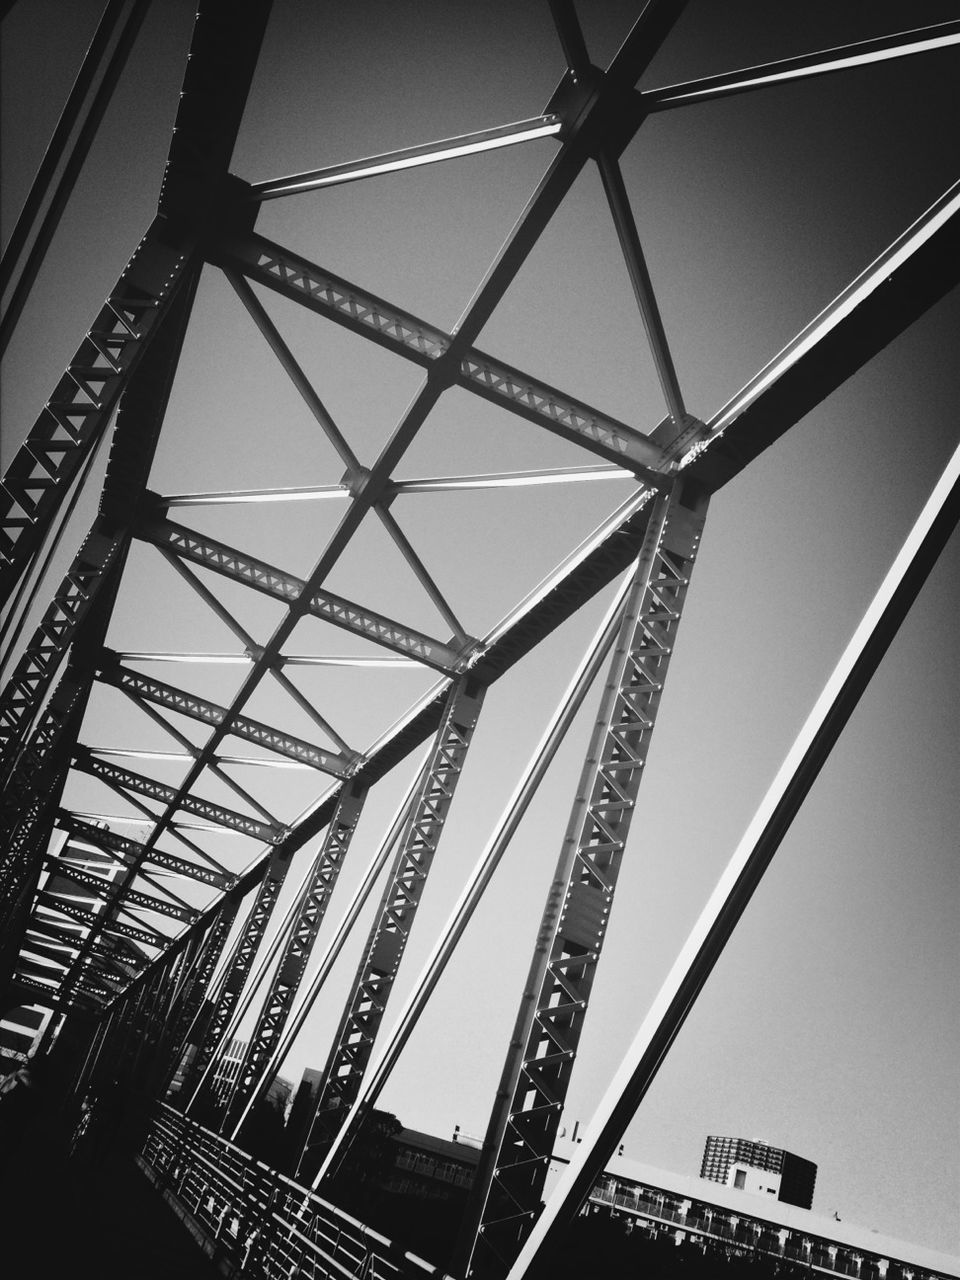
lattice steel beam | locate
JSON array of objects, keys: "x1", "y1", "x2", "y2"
[
  {"x1": 72, "y1": 750, "x2": 281, "y2": 843},
  {"x1": 301, "y1": 678, "x2": 485, "y2": 1175},
  {"x1": 58, "y1": 811, "x2": 233, "y2": 891},
  {"x1": 163, "y1": 890, "x2": 242, "y2": 1096},
  {"x1": 97, "y1": 657, "x2": 351, "y2": 777},
  {"x1": 213, "y1": 232, "x2": 672, "y2": 479},
  {"x1": 35, "y1": 892, "x2": 164, "y2": 950},
  {"x1": 0, "y1": 223, "x2": 194, "y2": 598},
  {"x1": 184, "y1": 844, "x2": 293, "y2": 1109},
  {"x1": 0, "y1": 524, "x2": 124, "y2": 776},
  {"x1": 509, "y1": 435, "x2": 960, "y2": 1280},
  {"x1": 137, "y1": 513, "x2": 464, "y2": 673},
  {"x1": 224, "y1": 780, "x2": 367, "y2": 1130},
  {"x1": 460, "y1": 482, "x2": 707, "y2": 1276},
  {"x1": 41, "y1": 858, "x2": 196, "y2": 925}
]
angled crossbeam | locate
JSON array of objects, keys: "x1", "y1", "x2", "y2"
[
  {"x1": 301, "y1": 678, "x2": 484, "y2": 1174},
  {"x1": 42, "y1": 858, "x2": 196, "y2": 925},
  {"x1": 35, "y1": 892, "x2": 165, "y2": 950},
  {"x1": 137, "y1": 513, "x2": 464, "y2": 671},
  {"x1": 509, "y1": 435, "x2": 960, "y2": 1280},
  {"x1": 223, "y1": 780, "x2": 367, "y2": 1130},
  {"x1": 642, "y1": 21, "x2": 960, "y2": 110},
  {"x1": 248, "y1": 115, "x2": 562, "y2": 200},
  {"x1": 212, "y1": 233, "x2": 671, "y2": 479},
  {"x1": 459, "y1": 483, "x2": 707, "y2": 1276},
  {"x1": 72, "y1": 750, "x2": 281, "y2": 843},
  {"x1": 98, "y1": 658, "x2": 351, "y2": 777},
  {"x1": 684, "y1": 177, "x2": 960, "y2": 490},
  {"x1": 159, "y1": 550, "x2": 354, "y2": 756},
  {"x1": 58, "y1": 812, "x2": 233, "y2": 891},
  {"x1": 595, "y1": 150, "x2": 686, "y2": 425}
]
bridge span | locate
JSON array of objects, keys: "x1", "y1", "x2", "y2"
[{"x1": 2, "y1": 2, "x2": 958, "y2": 1276}]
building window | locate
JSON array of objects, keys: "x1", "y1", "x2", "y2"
[{"x1": 734, "y1": 1171, "x2": 746, "y2": 1189}]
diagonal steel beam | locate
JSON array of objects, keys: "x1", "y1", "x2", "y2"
[
  {"x1": 183, "y1": 843, "x2": 294, "y2": 1111},
  {"x1": 247, "y1": 114, "x2": 563, "y2": 200},
  {"x1": 301, "y1": 678, "x2": 485, "y2": 1176},
  {"x1": 460, "y1": 482, "x2": 707, "y2": 1276},
  {"x1": 137, "y1": 513, "x2": 465, "y2": 672},
  {"x1": 212, "y1": 232, "x2": 673, "y2": 478},
  {"x1": 508, "y1": 434, "x2": 960, "y2": 1280},
  {"x1": 642, "y1": 21, "x2": 960, "y2": 111},
  {"x1": 97, "y1": 657, "x2": 352, "y2": 777},
  {"x1": 58, "y1": 812, "x2": 234, "y2": 891},
  {"x1": 72, "y1": 750, "x2": 282, "y2": 843},
  {"x1": 684, "y1": 178, "x2": 960, "y2": 491},
  {"x1": 223, "y1": 780, "x2": 368, "y2": 1132},
  {"x1": 0, "y1": 220, "x2": 196, "y2": 601}
]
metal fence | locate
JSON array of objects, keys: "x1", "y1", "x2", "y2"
[{"x1": 140, "y1": 1103, "x2": 448, "y2": 1280}]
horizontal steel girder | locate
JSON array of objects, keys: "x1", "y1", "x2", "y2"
[
  {"x1": 211, "y1": 232, "x2": 672, "y2": 480},
  {"x1": 58, "y1": 811, "x2": 234, "y2": 891},
  {"x1": 137, "y1": 513, "x2": 465, "y2": 673},
  {"x1": 72, "y1": 749, "x2": 282, "y2": 843},
  {"x1": 35, "y1": 891, "x2": 165, "y2": 949},
  {"x1": 98, "y1": 657, "x2": 351, "y2": 776},
  {"x1": 42, "y1": 857, "x2": 197, "y2": 924}
]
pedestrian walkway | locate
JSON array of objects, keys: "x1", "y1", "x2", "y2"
[{"x1": 0, "y1": 1084, "x2": 218, "y2": 1280}]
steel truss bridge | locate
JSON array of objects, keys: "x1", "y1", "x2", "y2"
[{"x1": 1, "y1": 3, "x2": 958, "y2": 1277}]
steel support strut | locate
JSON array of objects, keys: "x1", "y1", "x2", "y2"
[
  {"x1": 299, "y1": 677, "x2": 485, "y2": 1178},
  {"x1": 461, "y1": 481, "x2": 708, "y2": 1278},
  {"x1": 223, "y1": 781, "x2": 368, "y2": 1131},
  {"x1": 184, "y1": 845, "x2": 294, "y2": 1115},
  {"x1": 508, "y1": 436, "x2": 960, "y2": 1280}
]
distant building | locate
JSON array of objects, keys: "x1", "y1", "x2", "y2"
[
  {"x1": 701, "y1": 1135, "x2": 817, "y2": 1209},
  {"x1": 386, "y1": 1126, "x2": 481, "y2": 1203},
  {"x1": 546, "y1": 1138, "x2": 959, "y2": 1280}
]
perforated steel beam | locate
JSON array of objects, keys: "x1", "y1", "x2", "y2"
[
  {"x1": 300, "y1": 677, "x2": 485, "y2": 1175},
  {"x1": 0, "y1": 224, "x2": 195, "y2": 598},
  {"x1": 97, "y1": 657, "x2": 352, "y2": 776},
  {"x1": 460, "y1": 482, "x2": 707, "y2": 1276},
  {"x1": 58, "y1": 812, "x2": 233, "y2": 891},
  {"x1": 212, "y1": 232, "x2": 671, "y2": 480},
  {"x1": 184, "y1": 844, "x2": 294, "y2": 1110},
  {"x1": 509, "y1": 435, "x2": 960, "y2": 1280},
  {"x1": 136, "y1": 514, "x2": 464, "y2": 673},
  {"x1": 223, "y1": 780, "x2": 367, "y2": 1130},
  {"x1": 72, "y1": 751, "x2": 282, "y2": 843}
]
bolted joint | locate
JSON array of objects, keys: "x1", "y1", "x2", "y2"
[{"x1": 341, "y1": 466, "x2": 373, "y2": 500}]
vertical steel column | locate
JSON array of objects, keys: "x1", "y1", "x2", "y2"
[
  {"x1": 224, "y1": 780, "x2": 367, "y2": 1130},
  {"x1": 184, "y1": 845, "x2": 294, "y2": 1112},
  {"x1": 460, "y1": 481, "x2": 707, "y2": 1277},
  {"x1": 300, "y1": 677, "x2": 485, "y2": 1177},
  {"x1": 164, "y1": 890, "x2": 243, "y2": 1096},
  {"x1": 509, "y1": 436, "x2": 960, "y2": 1280}
]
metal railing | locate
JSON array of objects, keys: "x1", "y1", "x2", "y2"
[{"x1": 140, "y1": 1103, "x2": 449, "y2": 1280}]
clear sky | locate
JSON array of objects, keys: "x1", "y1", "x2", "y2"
[{"x1": 2, "y1": 0, "x2": 958, "y2": 1256}]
